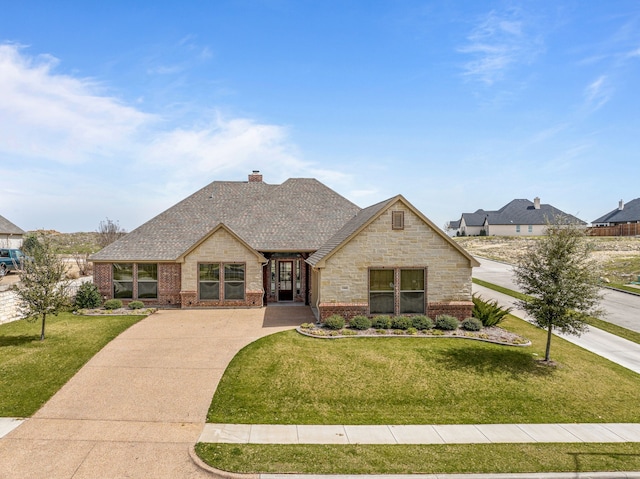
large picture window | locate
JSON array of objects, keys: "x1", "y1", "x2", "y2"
[
  {"x1": 369, "y1": 269, "x2": 395, "y2": 314},
  {"x1": 400, "y1": 269, "x2": 425, "y2": 314},
  {"x1": 224, "y1": 263, "x2": 245, "y2": 300},
  {"x1": 199, "y1": 263, "x2": 220, "y2": 300},
  {"x1": 113, "y1": 263, "x2": 133, "y2": 299},
  {"x1": 137, "y1": 264, "x2": 158, "y2": 299}
]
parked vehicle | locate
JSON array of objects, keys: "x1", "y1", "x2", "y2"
[{"x1": 0, "y1": 249, "x2": 25, "y2": 275}]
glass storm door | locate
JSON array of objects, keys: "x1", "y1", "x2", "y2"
[{"x1": 278, "y1": 261, "x2": 293, "y2": 301}]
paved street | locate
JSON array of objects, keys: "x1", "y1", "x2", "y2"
[{"x1": 473, "y1": 257, "x2": 640, "y2": 333}]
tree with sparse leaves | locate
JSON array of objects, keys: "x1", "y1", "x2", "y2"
[
  {"x1": 513, "y1": 217, "x2": 603, "y2": 363},
  {"x1": 11, "y1": 234, "x2": 71, "y2": 341},
  {"x1": 97, "y1": 218, "x2": 126, "y2": 248}
]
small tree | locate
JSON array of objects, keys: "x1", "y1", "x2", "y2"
[
  {"x1": 97, "y1": 218, "x2": 126, "y2": 248},
  {"x1": 12, "y1": 234, "x2": 71, "y2": 341},
  {"x1": 513, "y1": 217, "x2": 603, "y2": 363}
]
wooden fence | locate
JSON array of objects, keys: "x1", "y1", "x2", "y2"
[{"x1": 587, "y1": 224, "x2": 640, "y2": 237}]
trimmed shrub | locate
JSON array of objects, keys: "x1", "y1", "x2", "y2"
[
  {"x1": 412, "y1": 315, "x2": 433, "y2": 330},
  {"x1": 73, "y1": 282, "x2": 102, "y2": 309},
  {"x1": 128, "y1": 301, "x2": 145, "y2": 310},
  {"x1": 461, "y1": 317, "x2": 483, "y2": 331},
  {"x1": 391, "y1": 316, "x2": 413, "y2": 330},
  {"x1": 371, "y1": 315, "x2": 392, "y2": 329},
  {"x1": 103, "y1": 299, "x2": 123, "y2": 310},
  {"x1": 435, "y1": 314, "x2": 459, "y2": 331},
  {"x1": 324, "y1": 314, "x2": 345, "y2": 330},
  {"x1": 406, "y1": 327, "x2": 418, "y2": 335},
  {"x1": 472, "y1": 294, "x2": 512, "y2": 327},
  {"x1": 349, "y1": 315, "x2": 372, "y2": 330}
]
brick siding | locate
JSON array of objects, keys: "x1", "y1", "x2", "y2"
[{"x1": 427, "y1": 301, "x2": 473, "y2": 321}]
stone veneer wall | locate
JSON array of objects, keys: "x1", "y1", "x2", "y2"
[
  {"x1": 317, "y1": 202, "x2": 473, "y2": 320},
  {"x1": 180, "y1": 227, "x2": 264, "y2": 307}
]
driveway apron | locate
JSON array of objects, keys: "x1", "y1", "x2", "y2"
[{"x1": 0, "y1": 307, "x2": 310, "y2": 479}]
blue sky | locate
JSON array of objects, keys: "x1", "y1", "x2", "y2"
[{"x1": 1, "y1": 1, "x2": 639, "y2": 233}]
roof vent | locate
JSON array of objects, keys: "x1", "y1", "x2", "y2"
[
  {"x1": 249, "y1": 170, "x2": 263, "y2": 183},
  {"x1": 619, "y1": 199, "x2": 624, "y2": 211},
  {"x1": 534, "y1": 197, "x2": 541, "y2": 210}
]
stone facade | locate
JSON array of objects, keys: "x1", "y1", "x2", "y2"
[
  {"x1": 315, "y1": 202, "x2": 473, "y2": 320},
  {"x1": 181, "y1": 227, "x2": 264, "y2": 307}
]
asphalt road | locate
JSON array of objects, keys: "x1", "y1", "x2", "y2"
[{"x1": 473, "y1": 257, "x2": 640, "y2": 333}]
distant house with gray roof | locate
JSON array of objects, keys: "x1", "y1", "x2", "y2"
[
  {"x1": 0, "y1": 215, "x2": 25, "y2": 249},
  {"x1": 448, "y1": 198, "x2": 585, "y2": 236},
  {"x1": 590, "y1": 199, "x2": 640, "y2": 236},
  {"x1": 91, "y1": 171, "x2": 478, "y2": 320}
]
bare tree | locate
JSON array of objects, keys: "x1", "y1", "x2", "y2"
[
  {"x1": 73, "y1": 252, "x2": 91, "y2": 276},
  {"x1": 97, "y1": 218, "x2": 126, "y2": 248},
  {"x1": 12, "y1": 234, "x2": 71, "y2": 341}
]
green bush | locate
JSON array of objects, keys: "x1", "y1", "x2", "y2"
[
  {"x1": 435, "y1": 314, "x2": 459, "y2": 331},
  {"x1": 461, "y1": 317, "x2": 483, "y2": 331},
  {"x1": 406, "y1": 327, "x2": 418, "y2": 335},
  {"x1": 472, "y1": 294, "x2": 513, "y2": 327},
  {"x1": 391, "y1": 316, "x2": 413, "y2": 330},
  {"x1": 73, "y1": 282, "x2": 102, "y2": 309},
  {"x1": 412, "y1": 315, "x2": 433, "y2": 330},
  {"x1": 324, "y1": 314, "x2": 345, "y2": 330},
  {"x1": 371, "y1": 315, "x2": 392, "y2": 329},
  {"x1": 128, "y1": 301, "x2": 145, "y2": 310},
  {"x1": 103, "y1": 299, "x2": 123, "y2": 310},
  {"x1": 349, "y1": 315, "x2": 372, "y2": 330}
]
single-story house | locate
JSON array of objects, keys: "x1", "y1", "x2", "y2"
[
  {"x1": 90, "y1": 172, "x2": 479, "y2": 320},
  {"x1": 448, "y1": 198, "x2": 585, "y2": 236},
  {"x1": 0, "y1": 215, "x2": 25, "y2": 249},
  {"x1": 590, "y1": 199, "x2": 640, "y2": 236}
]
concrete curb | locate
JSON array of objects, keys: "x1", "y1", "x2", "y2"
[{"x1": 189, "y1": 444, "x2": 259, "y2": 479}]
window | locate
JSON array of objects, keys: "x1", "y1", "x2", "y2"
[
  {"x1": 400, "y1": 269, "x2": 425, "y2": 314},
  {"x1": 199, "y1": 263, "x2": 220, "y2": 300},
  {"x1": 296, "y1": 260, "x2": 301, "y2": 295},
  {"x1": 137, "y1": 264, "x2": 158, "y2": 299},
  {"x1": 270, "y1": 261, "x2": 276, "y2": 294},
  {"x1": 516, "y1": 224, "x2": 521, "y2": 233},
  {"x1": 528, "y1": 225, "x2": 533, "y2": 233},
  {"x1": 224, "y1": 263, "x2": 245, "y2": 300},
  {"x1": 369, "y1": 269, "x2": 395, "y2": 314},
  {"x1": 113, "y1": 263, "x2": 133, "y2": 298},
  {"x1": 392, "y1": 211, "x2": 404, "y2": 230}
]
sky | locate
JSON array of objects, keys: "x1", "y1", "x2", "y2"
[{"x1": 1, "y1": 0, "x2": 639, "y2": 233}]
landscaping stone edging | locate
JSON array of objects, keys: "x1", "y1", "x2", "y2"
[{"x1": 296, "y1": 327, "x2": 531, "y2": 347}]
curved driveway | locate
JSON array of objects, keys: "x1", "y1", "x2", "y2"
[{"x1": 0, "y1": 306, "x2": 311, "y2": 479}]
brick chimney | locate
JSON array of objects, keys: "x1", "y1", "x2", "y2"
[
  {"x1": 534, "y1": 197, "x2": 540, "y2": 210},
  {"x1": 248, "y1": 170, "x2": 263, "y2": 183},
  {"x1": 619, "y1": 199, "x2": 624, "y2": 211}
]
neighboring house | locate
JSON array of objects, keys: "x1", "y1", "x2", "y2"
[
  {"x1": 451, "y1": 198, "x2": 585, "y2": 236},
  {"x1": 0, "y1": 215, "x2": 25, "y2": 249},
  {"x1": 90, "y1": 172, "x2": 479, "y2": 320},
  {"x1": 590, "y1": 199, "x2": 640, "y2": 237}
]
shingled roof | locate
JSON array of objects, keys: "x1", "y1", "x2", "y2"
[
  {"x1": 592, "y1": 198, "x2": 640, "y2": 225},
  {"x1": 459, "y1": 199, "x2": 585, "y2": 227},
  {"x1": 0, "y1": 215, "x2": 25, "y2": 235},
  {"x1": 90, "y1": 178, "x2": 360, "y2": 261}
]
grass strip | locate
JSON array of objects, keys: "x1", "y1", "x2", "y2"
[
  {"x1": 0, "y1": 312, "x2": 146, "y2": 417},
  {"x1": 473, "y1": 277, "x2": 640, "y2": 345},
  {"x1": 608, "y1": 283, "x2": 640, "y2": 295},
  {"x1": 196, "y1": 443, "x2": 640, "y2": 475}
]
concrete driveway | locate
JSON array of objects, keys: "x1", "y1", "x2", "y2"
[{"x1": 0, "y1": 306, "x2": 312, "y2": 479}]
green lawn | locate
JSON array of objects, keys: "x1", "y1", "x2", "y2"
[
  {"x1": 473, "y1": 277, "x2": 640, "y2": 345},
  {"x1": 200, "y1": 314, "x2": 640, "y2": 474},
  {"x1": 206, "y1": 317, "x2": 640, "y2": 425},
  {"x1": 0, "y1": 312, "x2": 146, "y2": 417}
]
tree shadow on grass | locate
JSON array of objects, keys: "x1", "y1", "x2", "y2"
[
  {"x1": 433, "y1": 346, "x2": 555, "y2": 379},
  {"x1": 0, "y1": 334, "x2": 40, "y2": 347}
]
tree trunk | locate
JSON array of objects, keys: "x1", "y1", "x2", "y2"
[
  {"x1": 545, "y1": 322, "x2": 553, "y2": 361},
  {"x1": 40, "y1": 313, "x2": 47, "y2": 341}
]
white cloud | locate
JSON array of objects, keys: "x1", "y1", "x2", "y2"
[
  {"x1": 459, "y1": 7, "x2": 543, "y2": 86},
  {"x1": 584, "y1": 75, "x2": 611, "y2": 111}
]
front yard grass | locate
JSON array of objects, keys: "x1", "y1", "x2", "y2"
[
  {"x1": 200, "y1": 314, "x2": 640, "y2": 474},
  {"x1": 0, "y1": 312, "x2": 146, "y2": 417}
]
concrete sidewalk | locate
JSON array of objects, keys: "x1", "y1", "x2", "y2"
[{"x1": 200, "y1": 423, "x2": 640, "y2": 444}]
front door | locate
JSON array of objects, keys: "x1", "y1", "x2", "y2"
[{"x1": 278, "y1": 261, "x2": 293, "y2": 301}]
